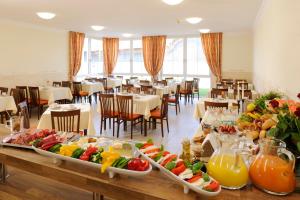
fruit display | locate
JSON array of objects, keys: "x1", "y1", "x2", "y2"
[
  {"x1": 32, "y1": 136, "x2": 151, "y2": 177},
  {"x1": 135, "y1": 139, "x2": 221, "y2": 196}
]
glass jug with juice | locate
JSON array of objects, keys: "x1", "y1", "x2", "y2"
[
  {"x1": 249, "y1": 138, "x2": 296, "y2": 195},
  {"x1": 207, "y1": 136, "x2": 249, "y2": 189}
]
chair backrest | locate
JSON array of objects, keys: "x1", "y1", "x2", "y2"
[
  {"x1": 62, "y1": 81, "x2": 72, "y2": 89},
  {"x1": 174, "y1": 84, "x2": 180, "y2": 101},
  {"x1": 99, "y1": 93, "x2": 115, "y2": 118},
  {"x1": 51, "y1": 109, "x2": 81, "y2": 133},
  {"x1": 122, "y1": 84, "x2": 134, "y2": 93},
  {"x1": 222, "y1": 79, "x2": 234, "y2": 83},
  {"x1": 210, "y1": 88, "x2": 228, "y2": 98},
  {"x1": 116, "y1": 95, "x2": 134, "y2": 120},
  {"x1": 165, "y1": 77, "x2": 173, "y2": 81},
  {"x1": 53, "y1": 82, "x2": 62, "y2": 87},
  {"x1": 204, "y1": 101, "x2": 229, "y2": 111},
  {"x1": 10, "y1": 89, "x2": 21, "y2": 111},
  {"x1": 72, "y1": 82, "x2": 82, "y2": 95},
  {"x1": 141, "y1": 85, "x2": 154, "y2": 94},
  {"x1": 16, "y1": 86, "x2": 28, "y2": 103},
  {"x1": 193, "y1": 78, "x2": 199, "y2": 90},
  {"x1": 0, "y1": 87, "x2": 8, "y2": 95},
  {"x1": 98, "y1": 78, "x2": 108, "y2": 90},
  {"x1": 234, "y1": 89, "x2": 252, "y2": 99},
  {"x1": 116, "y1": 75, "x2": 123, "y2": 80},
  {"x1": 156, "y1": 80, "x2": 167, "y2": 86},
  {"x1": 160, "y1": 94, "x2": 169, "y2": 118},
  {"x1": 234, "y1": 82, "x2": 248, "y2": 90},
  {"x1": 235, "y1": 79, "x2": 247, "y2": 83},
  {"x1": 140, "y1": 80, "x2": 150, "y2": 85},
  {"x1": 28, "y1": 87, "x2": 40, "y2": 106},
  {"x1": 185, "y1": 81, "x2": 194, "y2": 92}
]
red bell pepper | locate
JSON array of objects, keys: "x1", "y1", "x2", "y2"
[
  {"x1": 175, "y1": 160, "x2": 184, "y2": 168},
  {"x1": 79, "y1": 146, "x2": 98, "y2": 161},
  {"x1": 162, "y1": 151, "x2": 170, "y2": 156},
  {"x1": 144, "y1": 148, "x2": 160, "y2": 154},
  {"x1": 160, "y1": 154, "x2": 177, "y2": 167},
  {"x1": 171, "y1": 163, "x2": 186, "y2": 176},
  {"x1": 127, "y1": 158, "x2": 149, "y2": 171},
  {"x1": 203, "y1": 181, "x2": 220, "y2": 192},
  {"x1": 187, "y1": 174, "x2": 202, "y2": 183},
  {"x1": 141, "y1": 143, "x2": 153, "y2": 149}
]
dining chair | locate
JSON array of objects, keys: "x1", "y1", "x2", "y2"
[
  {"x1": 146, "y1": 94, "x2": 169, "y2": 137},
  {"x1": 28, "y1": 87, "x2": 48, "y2": 119},
  {"x1": 141, "y1": 85, "x2": 154, "y2": 95},
  {"x1": 234, "y1": 89, "x2": 252, "y2": 99},
  {"x1": 0, "y1": 87, "x2": 8, "y2": 95},
  {"x1": 180, "y1": 81, "x2": 193, "y2": 105},
  {"x1": 168, "y1": 84, "x2": 181, "y2": 115},
  {"x1": 99, "y1": 93, "x2": 118, "y2": 136},
  {"x1": 204, "y1": 101, "x2": 229, "y2": 111},
  {"x1": 99, "y1": 78, "x2": 114, "y2": 93},
  {"x1": 61, "y1": 81, "x2": 72, "y2": 89},
  {"x1": 156, "y1": 80, "x2": 167, "y2": 86},
  {"x1": 72, "y1": 82, "x2": 89, "y2": 103},
  {"x1": 16, "y1": 86, "x2": 29, "y2": 105},
  {"x1": 165, "y1": 77, "x2": 174, "y2": 81},
  {"x1": 210, "y1": 88, "x2": 228, "y2": 98},
  {"x1": 52, "y1": 82, "x2": 62, "y2": 87},
  {"x1": 140, "y1": 80, "x2": 150, "y2": 85},
  {"x1": 116, "y1": 95, "x2": 143, "y2": 139},
  {"x1": 193, "y1": 78, "x2": 200, "y2": 100},
  {"x1": 122, "y1": 84, "x2": 134, "y2": 93},
  {"x1": 51, "y1": 109, "x2": 81, "y2": 133}
]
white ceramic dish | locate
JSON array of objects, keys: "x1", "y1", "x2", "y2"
[
  {"x1": 137, "y1": 149, "x2": 221, "y2": 197},
  {"x1": 33, "y1": 145, "x2": 152, "y2": 179}
]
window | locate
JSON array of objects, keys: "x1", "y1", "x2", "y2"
[
  {"x1": 114, "y1": 40, "x2": 131, "y2": 74},
  {"x1": 187, "y1": 38, "x2": 209, "y2": 76},
  {"x1": 132, "y1": 40, "x2": 147, "y2": 74},
  {"x1": 162, "y1": 38, "x2": 184, "y2": 75},
  {"x1": 77, "y1": 38, "x2": 103, "y2": 76}
]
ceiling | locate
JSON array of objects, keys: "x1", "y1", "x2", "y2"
[{"x1": 0, "y1": 0, "x2": 262, "y2": 38}]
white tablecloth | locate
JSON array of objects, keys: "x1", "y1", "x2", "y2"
[
  {"x1": 0, "y1": 96, "x2": 17, "y2": 112},
  {"x1": 39, "y1": 86, "x2": 73, "y2": 105},
  {"x1": 98, "y1": 94, "x2": 161, "y2": 120},
  {"x1": 193, "y1": 98, "x2": 238, "y2": 120},
  {"x1": 107, "y1": 78, "x2": 122, "y2": 88},
  {"x1": 37, "y1": 103, "x2": 96, "y2": 135},
  {"x1": 82, "y1": 82, "x2": 104, "y2": 96},
  {"x1": 154, "y1": 86, "x2": 171, "y2": 97}
]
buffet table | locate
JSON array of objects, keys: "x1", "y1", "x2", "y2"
[
  {"x1": 0, "y1": 146, "x2": 299, "y2": 200},
  {"x1": 0, "y1": 96, "x2": 17, "y2": 112}
]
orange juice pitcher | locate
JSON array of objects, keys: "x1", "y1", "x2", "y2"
[{"x1": 249, "y1": 138, "x2": 296, "y2": 195}]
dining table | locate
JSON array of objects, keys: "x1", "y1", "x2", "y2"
[
  {"x1": 0, "y1": 95, "x2": 17, "y2": 113},
  {"x1": 193, "y1": 98, "x2": 239, "y2": 120},
  {"x1": 107, "y1": 78, "x2": 123, "y2": 88},
  {"x1": 37, "y1": 103, "x2": 96, "y2": 135},
  {"x1": 81, "y1": 81, "x2": 104, "y2": 96},
  {"x1": 39, "y1": 86, "x2": 73, "y2": 105}
]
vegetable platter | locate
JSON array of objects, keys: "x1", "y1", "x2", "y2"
[
  {"x1": 135, "y1": 139, "x2": 221, "y2": 197},
  {"x1": 32, "y1": 136, "x2": 152, "y2": 178},
  {"x1": 0, "y1": 129, "x2": 79, "y2": 150}
]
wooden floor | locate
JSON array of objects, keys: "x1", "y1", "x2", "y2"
[{"x1": 1, "y1": 98, "x2": 200, "y2": 200}]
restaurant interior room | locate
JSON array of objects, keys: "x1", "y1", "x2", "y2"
[{"x1": 0, "y1": 0, "x2": 300, "y2": 199}]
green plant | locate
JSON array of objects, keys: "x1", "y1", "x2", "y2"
[{"x1": 262, "y1": 91, "x2": 284, "y2": 100}]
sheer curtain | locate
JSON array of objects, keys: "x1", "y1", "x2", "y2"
[{"x1": 69, "y1": 31, "x2": 85, "y2": 80}]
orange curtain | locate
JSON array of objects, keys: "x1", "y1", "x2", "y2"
[
  {"x1": 69, "y1": 31, "x2": 85, "y2": 80},
  {"x1": 142, "y1": 35, "x2": 167, "y2": 80},
  {"x1": 103, "y1": 37, "x2": 119, "y2": 76},
  {"x1": 200, "y1": 33, "x2": 223, "y2": 81}
]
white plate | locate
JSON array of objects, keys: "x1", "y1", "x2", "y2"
[
  {"x1": 33, "y1": 146, "x2": 152, "y2": 179},
  {"x1": 137, "y1": 149, "x2": 221, "y2": 197}
]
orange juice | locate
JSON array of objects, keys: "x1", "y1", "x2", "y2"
[
  {"x1": 249, "y1": 155, "x2": 296, "y2": 194},
  {"x1": 207, "y1": 154, "x2": 248, "y2": 189}
]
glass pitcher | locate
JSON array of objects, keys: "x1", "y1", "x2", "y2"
[
  {"x1": 207, "y1": 135, "x2": 249, "y2": 189},
  {"x1": 249, "y1": 138, "x2": 296, "y2": 195}
]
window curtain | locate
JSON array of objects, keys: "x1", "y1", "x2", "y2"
[
  {"x1": 103, "y1": 37, "x2": 119, "y2": 76},
  {"x1": 142, "y1": 35, "x2": 167, "y2": 80},
  {"x1": 200, "y1": 32, "x2": 223, "y2": 81},
  {"x1": 69, "y1": 31, "x2": 85, "y2": 80}
]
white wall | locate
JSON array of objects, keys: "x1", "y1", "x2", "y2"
[
  {"x1": 222, "y1": 32, "x2": 253, "y2": 82},
  {"x1": 0, "y1": 20, "x2": 68, "y2": 89},
  {"x1": 253, "y1": 0, "x2": 300, "y2": 99}
]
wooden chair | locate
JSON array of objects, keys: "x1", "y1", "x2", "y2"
[
  {"x1": 234, "y1": 89, "x2": 252, "y2": 99},
  {"x1": 210, "y1": 88, "x2": 228, "y2": 98},
  {"x1": 221, "y1": 79, "x2": 234, "y2": 83},
  {"x1": 122, "y1": 84, "x2": 134, "y2": 93},
  {"x1": 99, "y1": 78, "x2": 114, "y2": 93},
  {"x1": 235, "y1": 79, "x2": 247, "y2": 83},
  {"x1": 51, "y1": 109, "x2": 80, "y2": 133},
  {"x1": 140, "y1": 80, "x2": 150, "y2": 85},
  {"x1": 62, "y1": 81, "x2": 72, "y2": 89},
  {"x1": 72, "y1": 82, "x2": 89, "y2": 103},
  {"x1": 146, "y1": 94, "x2": 169, "y2": 137},
  {"x1": 193, "y1": 78, "x2": 200, "y2": 100},
  {"x1": 116, "y1": 95, "x2": 143, "y2": 139},
  {"x1": 141, "y1": 85, "x2": 154, "y2": 95},
  {"x1": 233, "y1": 82, "x2": 248, "y2": 90},
  {"x1": 204, "y1": 101, "x2": 229, "y2": 111},
  {"x1": 156, "y1": 80, "x2": 167, "y2": 86},
  {"x1": 99, "y1": 94, "x2": 118, "y2": 136},
  {"x1": 165, "y1": 77, "x2": 174, "y2": 81},
  {"x1": 180, "y1": 81, "x2": 193, "y2": 105},
  {"x1": 0, "y1": 87, "x2": 8, "y2": 95},
  {"x1": 52, "y1": 82, "x2": 62, "y2": 87},
  {"x1": 16, "y1": 86, "x2": 29, "y2": 105},
  {"x1": 28, "y1": 87, "x2": 48, "y2": 119},
  {"x1": 168, "y1": 84, "x2": 180, "y2": 115}
]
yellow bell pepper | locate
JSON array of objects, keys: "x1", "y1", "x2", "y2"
[
  {"x1": 100, "y1": 147, "x2": 120, "y2": 173},
  {"x1": 59, "y1": 144, "x2": 80, "y2": 157}
]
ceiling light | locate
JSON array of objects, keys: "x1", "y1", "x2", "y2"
[
  {"x1": 199, "y1": 29, "x2": 210, "y2": 33},
  {"x1": 122, "y1": 33, "x2": 133, "y2": 38},
  {"x1": 91, "y1": 25, "x2": 105, "y2": 31},
  {"x1": 186, "y1": 17, "x2": 202, "y2": 24},
  {"x1": 36, "y1": 12, "x2": 56, "y2": 20},
  {"x1": 162, "y1": 0, "x2": 184, "y2": 6}
]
